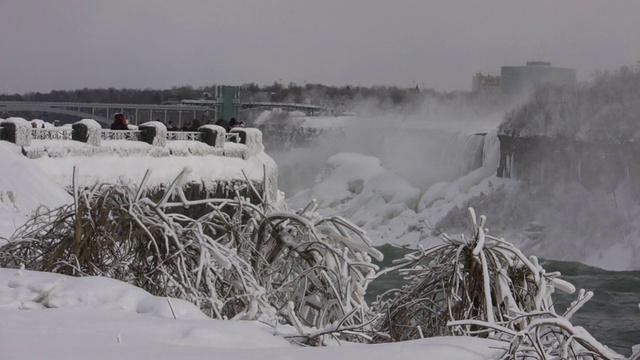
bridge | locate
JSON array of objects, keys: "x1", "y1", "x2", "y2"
[
  {"x1": 0, "y1": 101, "x2": 214, "y2": 126},
  {"x1": 0, "y1": 99, "x2": 325, "y2": 126}
]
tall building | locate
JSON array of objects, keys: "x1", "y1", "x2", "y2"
[
  {"x1": 500, "y1": 61, "x2": 576, "y2": 97},
  {"x1": 472, "y1": 73, "x2": 501, "y2": 94}
]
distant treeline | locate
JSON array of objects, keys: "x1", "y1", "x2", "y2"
[
  {"x1": 1, "y1": 81, "x2": 508, "y2": 125},
  {"x1": 0, "y1": 82, "x2": 491, "y2": 111}
]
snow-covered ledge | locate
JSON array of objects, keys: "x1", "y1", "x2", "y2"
[
  {"x1": 72, "y1": 119, "x2": 102, "y2": 146},
  {"x1": 0, "y1": 117, "x2": 31, "y2": 146},
  {"x1": 139, "y1": 121, "x2": 167, "y2": 147},
  {"x1": 199, "y1": 125, "x2": 226, "y2": 148},
  {"x1": 230, "y1": 128, "x2": 263, "y2": 157}
]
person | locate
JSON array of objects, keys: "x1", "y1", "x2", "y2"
[
  {"x1": 238, "y1": 121, "x2": 246, "y2": 128},
  {"x1": 228, "y1": 118, "x2": 238, "y2": 129},
  {"x1": 167, "y1": 121, "x2": 175, "y2": 131},
  {"x1": 110, "y1": 113, "x2": 128, "y2": 130},
  {"x1": 216, "y1": 118, "x2": 229, "y2": 132},
  {"x1": 191, "y1": 119, "x2": 201, "y2": 131}
]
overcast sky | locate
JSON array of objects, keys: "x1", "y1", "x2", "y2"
[{"x1": 1, "y1": 0, "x2": 639, "y2": 94}]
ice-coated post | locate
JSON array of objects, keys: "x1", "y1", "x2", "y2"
[
  {"x1": 0, "y1": 117, "x2": 31, "y2": 146},
  {"x1": 199, "y1": 125, "x2": 226, "y2": 148},
  {"x1": 72, "y1": 119, "x2": 102, "y2": 146},
  {"x1": 230, "y1": 128, "x2": 263, "y2": 156},
  {"x1": 138, "y1": 121, "x2": 167, "y2": 147}
]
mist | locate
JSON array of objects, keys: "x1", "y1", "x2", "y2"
[
  {"x1": 261, "y1": 67, "x2": 640, "y2": 271},
  {"x1": 267, "y1": 95, "x2": 505, "y2": 196}
]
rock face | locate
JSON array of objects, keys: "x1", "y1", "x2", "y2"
[{"x1": 497, "y1": 134, "x2": 639, "y2": 196}]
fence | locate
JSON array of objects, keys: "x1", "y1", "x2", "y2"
[
  {"x1": 31, "y1": 128, "x2": 74, "y2": 140},
  {"x1": 0, "y1": 120, "x2": 262, "y2": 159}
]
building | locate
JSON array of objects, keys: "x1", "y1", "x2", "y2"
[
  {"x1": 472, "y1": 73, "x2": 501, "y2": 94},
  {"x1": 500, "y1": 61, "x2": 576, "y2": 97}
]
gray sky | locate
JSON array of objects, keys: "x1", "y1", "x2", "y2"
[{"x1": 1, "y1": 0, "x2": 639, "y2": 94}]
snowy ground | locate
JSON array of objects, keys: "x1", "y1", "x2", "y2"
[{"x1": 0, "y1": 268, "x2": 503, "y2": 359}]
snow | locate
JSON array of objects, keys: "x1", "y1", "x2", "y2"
[
  {"x1": 0, "y1": 142, "x2": 71, "y2": 239},
  {"x1": 22, "y1": 138, "x2": 235, "y2": 159},
  {"x1": 0, "y1": 268, "x2": 503, "y2": 359},
  {"x1": 0, "y1": 131, "x2": 277, "y2": 193}
]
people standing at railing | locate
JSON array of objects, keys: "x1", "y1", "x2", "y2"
[
  {"x1": 110, "y1": 113, "x2": 128, "y2": 130},
  {"x1": 167, "y1": 121, "x2": 175, "y2": 131},
  {"x1": 228, "y1": 118, "x2": 238, "y2": 129},
  {"x1": 215, "y1": 118, "x2": 229, "y2": 132},
  {"x1": 191, "y1": 119, "x2": 201, "y2": 131}
]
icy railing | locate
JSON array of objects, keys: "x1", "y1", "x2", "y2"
[
  {"x1": 101, "y1": 130, "x2": 142, "y2": 141},
  {"x1": 225, "y1": 133, "x2": 239, "y2": 142},
  {"x1": 31, "y1": 128, "x2": 73, "y2": 140},
  {"x1": 166, "y1": 131, "x2": 202, "y2": 141}
]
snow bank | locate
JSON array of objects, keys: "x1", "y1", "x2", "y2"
[
  {"x1": 0, "y1": 268, "x2": 502, "y2": 360},
  {"x1": 27, "y1": 149, "x2": 276, "y2": 191},
  {"x1": 0, "y1": 268, "x2": 207, "y2": 319},
  {"x1": 0, "y1": 142, "x2": 71, "y2": 239}
]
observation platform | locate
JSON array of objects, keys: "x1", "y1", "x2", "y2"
[{"x1": 0, "y1": 118, "x2": 278, "y2": 200}]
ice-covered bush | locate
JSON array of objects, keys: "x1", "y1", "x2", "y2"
[
  {"x1": 0, "y1": 166, "x2": 381, "y2": 345},
  {"x1": 372, "y1": 208, "x2": 620, "y2": 359}
]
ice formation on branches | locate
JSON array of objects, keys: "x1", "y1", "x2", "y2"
[
  {"x1": 0, "y1": 166, "x2": 381, "y2": 344},
  {"x1": 372, "y1": 208, "x2": 622, "y2": 359}
]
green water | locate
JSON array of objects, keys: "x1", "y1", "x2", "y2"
[{"x1": 367, "y1": 244, "x2": 640, "y2": 356}]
